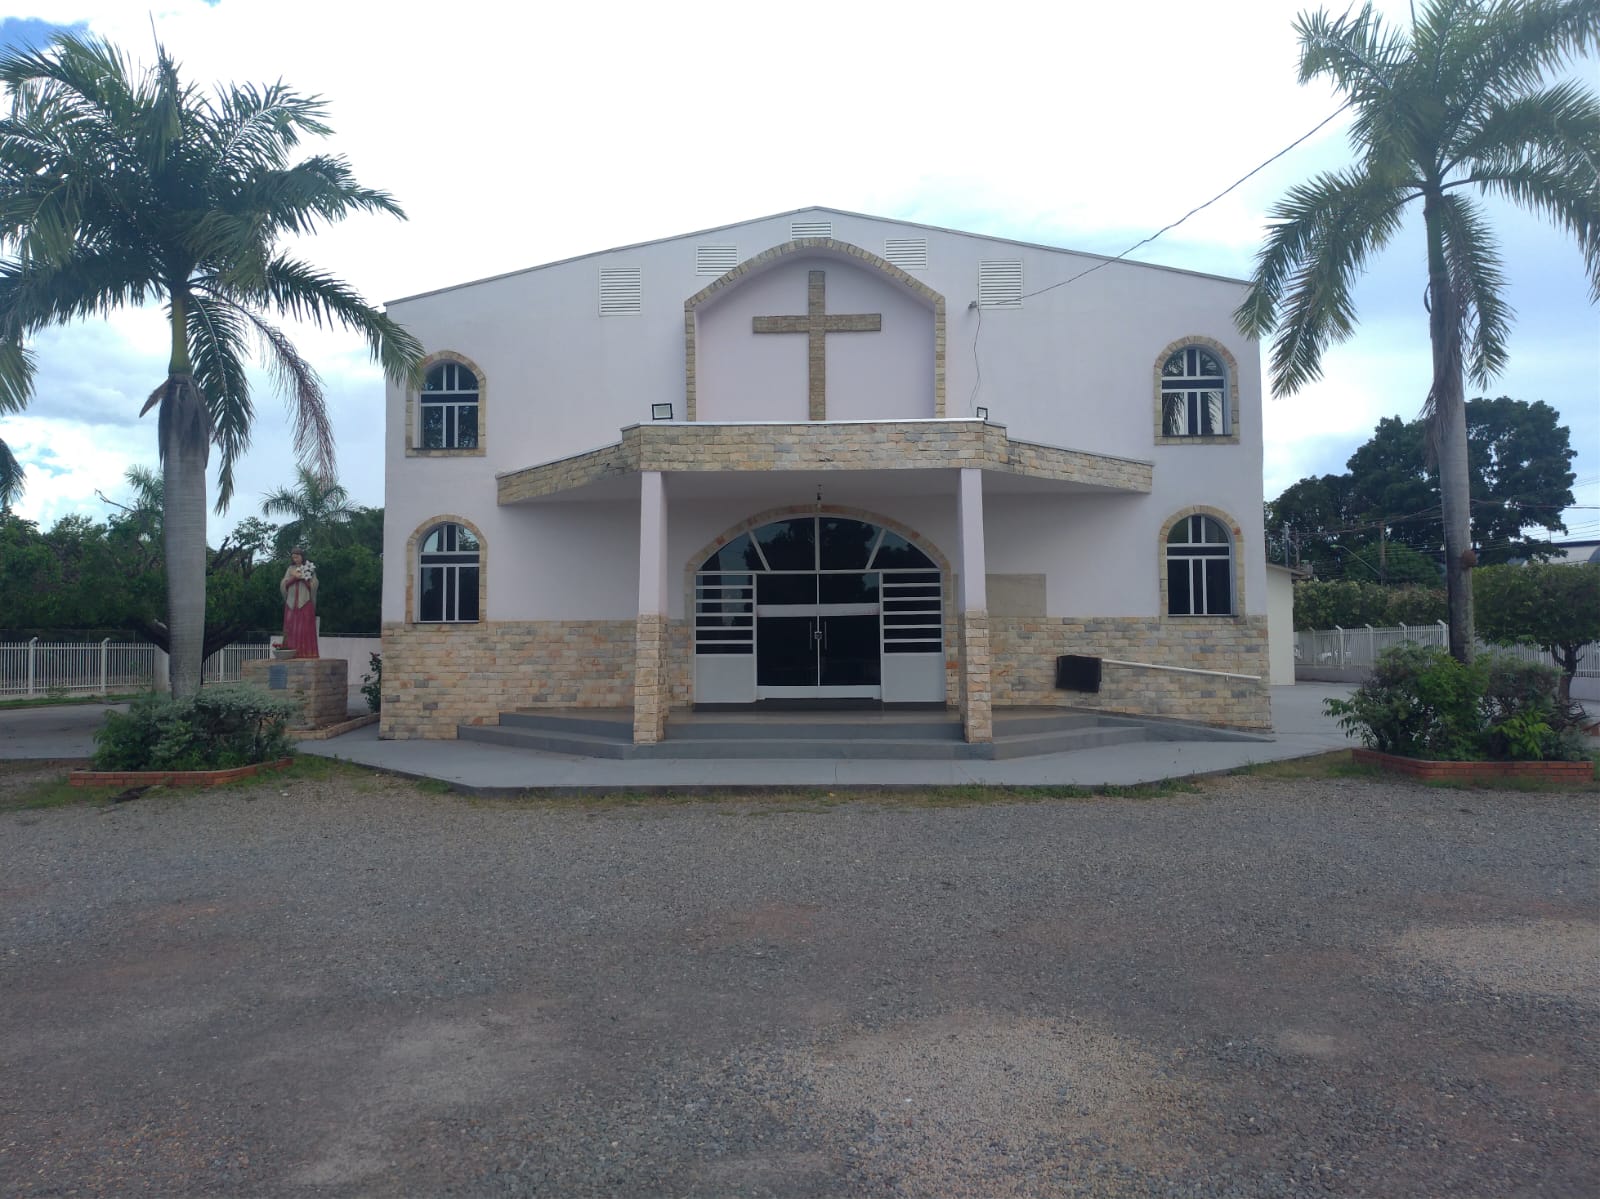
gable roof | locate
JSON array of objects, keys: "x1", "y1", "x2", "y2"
[{"x1": 386, "y1": 204, "x2": 1248, "y2": 306}]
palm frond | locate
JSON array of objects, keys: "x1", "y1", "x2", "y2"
[
  {"x1": 245, "y1": 254, "x2": 423, "y2": 385},
  {"x1": 1448, "y1": 82, "x2": 1600, "y2": 300},
  {"x1": 203, "y1": 79, "x2": 331, "y2": 176},
  {"x1": 1457, "y1": 0, "x2": 1600, "y2": 114},
  {"x1": 184, "y1": 292, "x2": 255, "y2": 512},
  {"x1": 0, "y1": 338, "x2": 36, "y2": 414},
  {"x1": 0, "y1": 435, "x2": 24, "y2": 505},
  {"x1": 1296, "y1": 4, "x2": 1414, "y2": 152},
  {"x1": 243, "y1": 311, "x2": 335, "y2": 483},
  {"x1": 231, "y1": 155, "x2": 408, "y2": 236},
  {"x1": 188, "y1": 291, "x2": 339, "y2": 493},
  {"x1": 1235, "y1": 167, "x2": 1413, "y2": 394},
  {"x1": 0, "y1": 249, "x2": 160, "y2": 340},
  {"x1": 1451, "y1": 78, "x2": 1600, "y2": 171},
  {"x1": 1433, "y1": 192, "x2": 1512, "y2": 386}
]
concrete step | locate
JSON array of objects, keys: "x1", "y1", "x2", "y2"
[
  {"x1": 638, "y1": 737, "x2": 978, "y2": 760},
  {"x1": 669, "y1": 718, "x2": 963, "y2": 742},
  {"x1": 466, "y1": 709, "x2": 1160, "y2": 762}
]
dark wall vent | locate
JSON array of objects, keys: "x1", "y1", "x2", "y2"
[{"x1": 1055, "y1": 655, "x2": 1102, "y2": 693}]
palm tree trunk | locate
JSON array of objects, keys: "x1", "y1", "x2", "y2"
[
  {"x1": 1424, "y1": 196, "x2": 1474, "y2": 663},
  {"x1": 162, "y1": 384, "x2": 208, "y2": 697},
  {"x1": 160, "y1": 292, "x2": 210, "y2": 698}
]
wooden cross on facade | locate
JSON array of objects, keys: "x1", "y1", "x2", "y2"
[{"x1": 753, "y1": 270, "x2": 882, "y2": 420}]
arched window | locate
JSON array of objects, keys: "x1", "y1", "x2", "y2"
[
  {"x1": 418, "y1": 523, "x2": 481, "y2": 622},
  {"x1": 1161, "y1": 345, "x2": 1229, "y2": 437},
  {"x1": 420, "y1": 360, "x2": 480, "y2": 449},
  {"x1": 1167, "y1": 514, "x2": 1233, "y2": 616}
]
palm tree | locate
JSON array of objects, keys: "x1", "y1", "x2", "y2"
[
  {"x1": 0, "y1": 434, "x2": 20, "y2": 507},
  {"x1": 261, "y1": 464, "x2": 356, "y2": 556},
  {"x1": 0, "y1": 35, "x2": 422, "y2": 695},
  {"x1": 1236, "y1": 0, "x2": 1599, "y2": 662}
]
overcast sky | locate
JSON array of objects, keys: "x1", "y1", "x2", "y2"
[{"x1": 2, "y1": 0, "x2": 1595, "y2": 549}]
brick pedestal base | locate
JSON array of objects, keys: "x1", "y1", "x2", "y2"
[{"x1": 242, "y1": 657, "x2": 348, "y2": 729}]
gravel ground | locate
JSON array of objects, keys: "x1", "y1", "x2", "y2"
[{"x1": 1, "y1": 763, "x2": 1596, "y2": 1197}]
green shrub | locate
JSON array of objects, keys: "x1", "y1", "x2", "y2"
[
  {"x1": 93, "y1": 685, "x2": 300, "y2": 771},
  {"x1": 1293, "y1": 579, "x2": 1447, "y2": 631},
  {"x1": 1478, "y1": 655, "x2": 1584, "y2": 761},
  {"x1": 1325, "y1": 644, "x2": 1486, "y2": 759},
  {"x1": 1327, "y1": 646, "x2": 1589, "y2": 762},
  {"x1": 360, "y1": 651, "x2": 382, "y2": 714}
]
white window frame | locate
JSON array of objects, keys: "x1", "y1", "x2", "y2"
[
  {"x1": 1166, "y1": 514, "x2": 1234, "y2": 616},
  {"x1": 418, "y1": 523, "x2": 482, "y2": 623},
  {"x1": 419, "y1": 361, "x2": 480, "y2": 450},
  {"x1": 1161, "y1": 346, "x2": 1230, "y2": 438}
]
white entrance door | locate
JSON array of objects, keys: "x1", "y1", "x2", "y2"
[{"x1": 693, "y1": 516, "x2": 944, "y2": 704}]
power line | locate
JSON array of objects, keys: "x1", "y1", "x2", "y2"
[{"x1": 1015, "y1": 105, "x2": 1351, "y2": 303}]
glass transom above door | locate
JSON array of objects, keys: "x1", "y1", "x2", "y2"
[{"x1": 693, "y1": 517, "x2": 944, "y2": 704}]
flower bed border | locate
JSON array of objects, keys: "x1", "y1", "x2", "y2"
[
  {"x1": 1353, "y1": 748, "x2": 1596, "y2": 784},
  {"x1": 69, "y1": 757, "x2": 295, "y2": 789}
]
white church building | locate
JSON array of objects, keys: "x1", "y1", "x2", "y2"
[{"x1": 378, "y1": 207, "x2": 1270, "y2": 744}]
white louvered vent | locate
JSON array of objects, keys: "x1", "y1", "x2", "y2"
[
  {"x1": 598, "y1": 266, "x2": 642, "y2": 316},
  {"x1": 790, "y1": 219, "x2": 832, "y2": 240},
  {"x1": 978, "y1": 259, "x2": 1023, "y2": 308},
  {"x1": 695, "y1": 245, "x2": 738, "y2": 276},
  {"x1": 883, "y1": 237, "x2": 928, "y2": 270}
]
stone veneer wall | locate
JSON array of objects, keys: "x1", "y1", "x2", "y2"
[
  {"x1": 380, "y1": 620, "x2": 634, "y2": 739},
  {"x1": 990, "y1": 615, "x2": 1271, "y2": 729}
]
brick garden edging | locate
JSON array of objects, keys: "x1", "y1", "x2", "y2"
[
  {"x1": 1353, "y1": 749, "x2": 1596, "y2": 784},
  {"x1": 69, "y1": 757, "x2": 295, "y2": 789}
]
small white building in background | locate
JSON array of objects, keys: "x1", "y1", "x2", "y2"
[
  {"x1": 378, "y1": 207, "x2": 1271, "y2": 743},
  {"x1": 1266, "y1": 564, "x2": 1299, "y2": 686}
]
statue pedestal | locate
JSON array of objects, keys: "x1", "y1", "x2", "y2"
[{"x1": 243, "y1": 657, "x2": 348, "y2": 729}]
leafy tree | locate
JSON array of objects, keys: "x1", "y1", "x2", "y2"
[
  {"x1": 1270, "y1": 398, "x2": 1579, "y2": 576},
  {"x1": 1475, "y1": 561, "x2": 1600, "y2": 703},
  {"x1": 1237, "y1": 0, "x2": 1600, "y2": 663},
  {"x1": 261, "y1": 464, "x2": 356, "y2": 555},
  {"x1": 0, "y1": 35, "x2": 421, "y2": 696},
  {"x1": 344, "y1": 505, "x2": 384, "y2": 556}
]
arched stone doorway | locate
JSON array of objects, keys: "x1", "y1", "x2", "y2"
[{"x1": 693, "y1": 514, "x2": 945, "y2": 704}]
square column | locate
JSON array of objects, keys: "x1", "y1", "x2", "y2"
[
  {"x1": 633, "y1": 471, "x2": 670, "y2": 744},
  {"x1": 957, "y1": 468, "x2": 992, "y2": 743}
]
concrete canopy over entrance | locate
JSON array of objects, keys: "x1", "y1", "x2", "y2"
[
  {"x1": 494, "y1": 421, "x2": 1153, "y2": 747},
  {"x1": 495, "y1": 419, "x2": 1153, "y2": 506}
]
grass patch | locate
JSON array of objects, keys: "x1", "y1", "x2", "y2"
[
  {"x1": 1228, "y1": 750, "x2": 1379, "y2": 781},
  {"x1": 461, "y1": 778, "x2": 1200, "y2": 812},
  {"x1": 0, "y1": 753, "x2": 375, "y2": 813},
  {"x1": 0, "y1": 692, "x2": 145, "y2": 710}
]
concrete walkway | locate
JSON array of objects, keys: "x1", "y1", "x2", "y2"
[
  {"x1": 304, "y1": 685, "x2": 1358, "y2": 792},
  {"x1": 0, "y1": 685, "x2": 1358, "y2": 790}
]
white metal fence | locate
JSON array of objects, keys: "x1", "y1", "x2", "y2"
[
  {"x1": 0, "y1": 639, "x2": 275, "y2": 698},
  {"x1": 1295, "y1": 623, "x2": 1599, "y2": 677}
]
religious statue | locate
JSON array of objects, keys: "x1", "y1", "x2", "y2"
[{"x1": 279, "y1": 547, "x2": 320, "y2": 659}]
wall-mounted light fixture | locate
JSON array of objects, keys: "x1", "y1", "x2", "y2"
[
  {"x1": 974, "y1": 406, "x2": 989, "y2": 421},
  {"x1": 651, "y1": 403, "x2": 674, "y2": 421}
]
